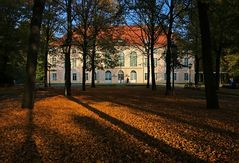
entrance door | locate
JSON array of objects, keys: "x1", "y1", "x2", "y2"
[
  {"x1": 105, "y1": 71, "x2": 112, "y2": 83},
  {"x1": 130, "y1": 70, "x2": 137, "y2": 83},
  {"x1": 118, "y1": 70, "x2": 124, "y2": 83}
]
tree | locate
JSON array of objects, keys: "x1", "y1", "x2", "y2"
[
  {"x1": 22, "y1": 0, "x2": 46, "y2": 109},
  {"x1": 89, "y1": 0, "x2": 123, "y2": 88},
  {"x1": 74, "y1": 0, "x2": 95, "y2": 91},
  {"x1": 64, "y1": 0, "x2": 73, "y2": 96},
  {"x1": 197, "y1": 0, "x2": 219, "y2": 109},
  {"x1": 179, "y1": 0, "x2": 201, "y2": 86},
  {"x1": 209, "y1": 0, "x2": 239, "y2": 89},
  {"x1": 126, "y1": 0, "x2": 164, "y2": 90},
  {"x1": 0, "y1": 0, "x2": 29, "y2": 85},
  {"x1": 125, "y1": 26, "x2": 151, "y2": 88},
  {"x1": 42, "y1": 0, "x2": 63, "y2": 87},
  {"x1": 161, "y1": 0, "x2": 190, "y2": 95}
]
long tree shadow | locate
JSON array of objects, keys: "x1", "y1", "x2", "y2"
[
  {"x1": 82, "y1": 94, "x2": 239, "y2": 140},
  {"x1": 68, "y1": 96, "x2": 205, "y2": 162},
  {"x1": 72, "y1": 115, "x2": 155, "y2": 161},
  {"x1": 13, "y1": 109, "x2": 42, "y2": 162}
]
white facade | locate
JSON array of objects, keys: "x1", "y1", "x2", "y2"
[{"x1": 48, "y1": 46, "x2": 195, "y2": 84}]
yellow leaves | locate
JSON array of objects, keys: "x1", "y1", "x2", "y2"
[{"x1": 0, "y1": 86, "x2": 239, "y2": 161}]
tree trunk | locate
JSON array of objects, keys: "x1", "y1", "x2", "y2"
[
  {"x1": 1, "y1": 56, "x2": 8, "y2": 84},
  {"x1": 44, "y1": 21, "x2": 50, "y2": 88},
  {"x1": 215, "y1": 47, "x2": 222, "y2": 90},
  {"x1": 65, "y1": 44, "x2": 71, "y2": 96},
  {"x1": 165, "y1": 36, "x2": 172, "y2": 95},
  {"x1": 150, "y1": 36, "x2": 156, "y2": 90},
  {"x1": 197, "y1": 1, "x2": 219, "y2": 109},
  {"x1": 65, "y1": 0, "x2": 72, "y2": 96},
  {"x1": 22, "y1": 0, "x2": 45, "y2": 109},
  {"x1": 146, "y1": 48, "x2": 150, "y2": 88},
  {"x1": 82, "y1": 41, "x2": 87, "y2": 91},
  {"x1": 172, "y1": 52, "x2": 175, "y2": 95},
  {"x1": 194, "y1": 54, "x2": 200, "y2": 85},
  {"x1": 91, "y1": 35, "x2": 96, "y2": 88},
  {"x1": 165, "y1": 0, "x2": 174, "y2": 95}
]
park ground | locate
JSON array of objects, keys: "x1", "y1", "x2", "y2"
[{"x1": 0, "y1": 85, "x2": 238, "y2": 162}]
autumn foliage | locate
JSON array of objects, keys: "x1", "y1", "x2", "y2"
[{"x1": 0, "y1": 86, "x2": 238, "y2": 162}]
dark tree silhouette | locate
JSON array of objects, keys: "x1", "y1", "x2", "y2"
[
  {"x1": 22, "y1": 0, "x2": 46, "y2": 109},
  {"x1": 64, "y1": 0, "x2": 72, "y2": 96},
  {"x1": 197, "y1": 0, "x2": 219, "y2": 109}
]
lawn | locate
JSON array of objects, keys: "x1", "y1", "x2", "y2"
[{"x1": 0, "y1": 86, "x2": 238, "y2": 162}]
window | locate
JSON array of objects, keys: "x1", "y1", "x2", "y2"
[
  {"x1": 184, "y1": 73, "x2": 189, "y2": 81},
  {"x1": 144, "y1": 58, "x2": 148, "y2": 67},
  {"x1": 130, "y1": 70, "x2": 137, "y2": 80},
  {"x1": 144, "y1": 73, "x2": 148, "y2": 80},
  {"x1": 164, "y1": 73, "x2": 176, "y2": 80},
  {"x1": 118, "y1": 52, "x2": 125, "y2": 66},
  {"x1": 130, "y1": 51, "x2": 137, "y2": 67},
  {"x1": 174, "y1": 73, "x2": 177, "y2": 80},
  {"x1": 144, "y1": 58, "x2": 157, "y2": 67},
  {"x1": 184, "y1": 58, "x2": 188, "y2": 66},
  {"x1": 72, "y1": 58, "x2": 77, "y2": 68},
  {"x1": 72, "y1": 73, "x2": 77, "y2": 81},
  {"x1": 105, "y1": 71, "x2": 112, "y2": 80},
  {"x1": 154, "y1": 58, "x2": 157, "y2": 67},
  {"x1": 118, "y1": 70, "x2": 124, "y2": 80},
  {"x1": 85, "y1": 73, "x2": 88, "y2": 80},
  {"x1": 72, "y1": 49, "x2": 77, "y2": 54},
  {"x1": 52, "y1": 57, "x2": 56, "y2": 67},
  {"x1": 52, "y1": 73, "x2": 57, "y2": 81},
  {"x1": 155, "y1": 73, "x2": 158, "y2": 80}
]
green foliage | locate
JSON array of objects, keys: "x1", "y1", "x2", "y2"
[
  {"x1": 0, "y1": 0, "x2": 30, "y2": 84},
  {"x1": 36, "y1": 53, "x2": 45, "y2": 81},
  {"x1": 222, "y1": 53, "x2": 239, "y2": 78},
  {"x1": 210, "y1": 0, "x2": 239, "y2": 53}
]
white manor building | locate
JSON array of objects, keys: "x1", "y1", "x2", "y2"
[{"x1": 48, "y1": 27, "x2": 195, "y2": 85}]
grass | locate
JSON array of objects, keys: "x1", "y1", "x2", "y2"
[{"x1": 0, "y1": 85, "x2": 238, "y2": 162}]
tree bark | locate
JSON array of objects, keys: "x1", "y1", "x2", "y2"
[
  {"x1": 22, "y1": 0, "x2": 45, "y2": 109},
  {"x1": 82, "y1": 39, "x2": 87, "y2": 91},
  {"x1": 165, "y1": 0, "x2": 174, "y2": 95},
  {"x1": 91, "y1": 35, "x2": 96, "y2": 88},
  {"x1": 64, "y1": 0, "x2": 72, "y2": 96},
  {"x1": 150, "y1": 33, "x2": 156, "y2": 90},
  {"x1": 194, "y1": 54, "x2": 200, "y2": 85},
  {"x1": 44, "y1": 20, "x2": 50, "y2": 88},
  {"x1": 215, "y1": 47, "x2": 222, "y2": 90},
  {"x1": 150, "y1": 0, "x2": 156, "y2": 91},
  {"x1": 146, "y1": 48, "x2": 150, "y2": 88},
  {"x1": 197, "y1": 1, "x2": 219, "y2": 109}
]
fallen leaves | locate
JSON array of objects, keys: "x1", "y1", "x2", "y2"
[{"x1": 0, "y1": 86, "x2": 238, "y2": 162}]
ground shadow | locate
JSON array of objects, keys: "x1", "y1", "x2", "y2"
[
  {"x1": 68, "y1": 96, "x2": 206, "y2": 162},
  {"x1": 81, "y1": 92, "x2": 239, "y2": 140},
  {"x1": 72, "y1": 115, "x2": 154, "y2": 161},
  {"x1": 13, "y1": 109, "x2": 42, "y2": 163}
]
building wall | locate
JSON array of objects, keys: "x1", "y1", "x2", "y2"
[{"x1": 48, "y1": 46, "x2": 195, "y2": 84}]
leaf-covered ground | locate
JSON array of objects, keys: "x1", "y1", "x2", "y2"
[{"x1": 0, "y1": 86, "x2": 238, "y2": 162}]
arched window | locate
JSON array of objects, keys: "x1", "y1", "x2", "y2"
[
  {"x1": 72, "y1": 49, "x2": 77, "y2": 54},
  {"x1": 130, "y1": 70, "x2": 137, "y2": 80},
  {"x1": 118, "y1": 70, "x2": 124, "y2": 80},
  {"x1": 105, "y1": 71, "x2": 112, "y2": 80},
  {"x1": 118, "y1": 52, "x2": 125, "y2": 66},
  {"x1": 130, "y1": 51, "x2": 137, "y2": 66}
]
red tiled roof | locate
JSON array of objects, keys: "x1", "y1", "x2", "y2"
[
  {"x1": 51, "y1": 26, "x2": 167, "y2": 47},
  {"x1": 111, "y1": 26, "x2": 167, "y2": 47}
]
